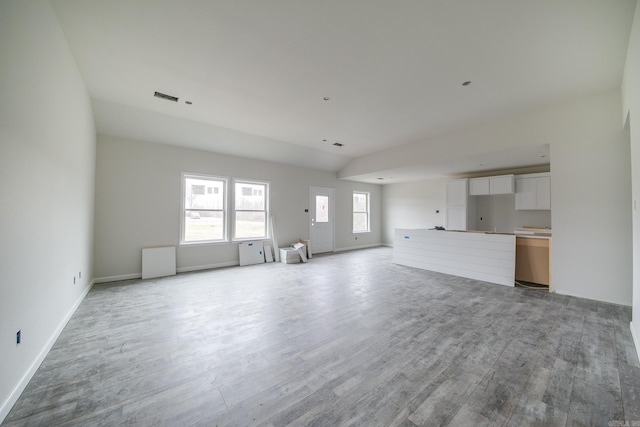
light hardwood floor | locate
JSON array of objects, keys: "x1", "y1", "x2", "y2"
[{"x1": 3, "y1": 247, "x2": 640, "y2": 426}]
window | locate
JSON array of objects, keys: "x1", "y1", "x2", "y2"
[
  {"x1": 353, "y1": 191, "x2": 370, "y2": 233},
  {"x1": 181, "y1": 174, "x2": 270, "y2": 243},
  {"x1": 182, "y1": 174, "x2": 227, "y2": 243},
  {"x1": 233, "y1": 180, "x2": 269, "y2": 240}
]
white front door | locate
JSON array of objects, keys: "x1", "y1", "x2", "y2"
[{"x1": 310, "y1": 187, "x2": 334, "y2": 254}]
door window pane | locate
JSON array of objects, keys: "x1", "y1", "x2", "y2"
[{"x1": 316, "y1": 195, "x2": 329, "y2": 222}]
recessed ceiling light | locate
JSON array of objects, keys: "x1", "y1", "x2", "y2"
[
  {"x1": 323, "y1": 97, "x2": 330, "y2": 101},
  {"x1": 462, "y1": 81, "x2": 471, "y2": 86}
]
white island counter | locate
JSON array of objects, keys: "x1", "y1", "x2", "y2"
[{"x1": 393, "y1": 229, "x2": 516, "y2": 287}]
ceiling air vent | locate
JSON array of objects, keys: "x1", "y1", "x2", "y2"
[{"x1": 154, "y1": 91, "x2": 179, "y2": 102}]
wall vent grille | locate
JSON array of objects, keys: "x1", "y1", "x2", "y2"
[{"x1": 154, "y1": 91, "x2": 179, "y2": 102}]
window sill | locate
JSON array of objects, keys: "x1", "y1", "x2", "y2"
[
  {"x1": 232, "y1": 237, "x2": 270, "y2": 243},
  {"x1": 180, "y1": 240, "x2": 229, "y2": 247}
]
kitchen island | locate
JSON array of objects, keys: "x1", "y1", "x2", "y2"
[{"x1": 393, "y1": 228, "x2": 516, "y2": 286}]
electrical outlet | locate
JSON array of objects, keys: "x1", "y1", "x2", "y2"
[{"x1": 16, "y1": 330, "x2": 21, "y2": 344}]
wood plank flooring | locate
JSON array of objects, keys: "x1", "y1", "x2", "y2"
[{"x1": 3, "y1": 247, "x2": 640, "y2": 426}]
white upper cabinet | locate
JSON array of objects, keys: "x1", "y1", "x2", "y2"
[
  {"x1": 446, "y1": 179, "x2": 468, "y2": 206},
  {"x1": 469, "y1": 178, "x2": 489, "y2": 195},
  {"x1": 490, "y1": 175, "x2": 514, "y2": 194},
  {"x1": 469, "y1": 175, "x2": 514, "y2": 195},
  {"x1": 446, "y1": 179, "x2": 472, "y2": 230},
  {"x1": 515, "y1": 173, "x2": 551, "y2": 210}
]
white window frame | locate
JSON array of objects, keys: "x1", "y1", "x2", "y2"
[
  {"x1": 352, "y1": 191, "x2": 371, "y2": 233},
  {"x1": 181, "y1": 173, "x2": 228, "y2": 245},
  {"x1": 232, "y1": 178, "x2": 270, "y2": 241}
]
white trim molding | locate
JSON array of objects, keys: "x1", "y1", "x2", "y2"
[
  {"x1": 334, "y1": 243, "x2": 383, "y2": 253},
  {"x1": 177, "y1": 261, "x2": 239, "y2": 274},
  {"x1": 631, "y1": 321, "x2": 640, "y2": 364},
  {"x1": 0, "y1": 280, "x2": 95, "y2": 423},
  {"x1": 93, "y1": 261, "x2": 241, "y2": 284}
]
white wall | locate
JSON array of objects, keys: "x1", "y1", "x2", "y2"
[
  {"x1": 94, "y1": 135, "x2": 381, "y2": 280},
  {"x1": 0, "y1": 1, "x2": 96, "y2": 421},
  {"x1": 473, "y1": 194, "x2": 551, "y2": 233},
  {"x1": 622, "y1": 1, "x2": 640, "y2": 354},
  {"x1": 380, "y1": 89, "x2": 632, "y2": 306},
  {"x1": 381, "y1": 178, "x2": 448, "y2": 244},
  {"x1": 550, "y1": 92, "x2": 632, "y2": 305}
]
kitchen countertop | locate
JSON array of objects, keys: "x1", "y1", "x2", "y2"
[
  {"x1": 444, "y1": 229, "x2": 552, "y2": 239},
  {"x1": 516, "y1": 234, "x2": 552, "y2": 240}
]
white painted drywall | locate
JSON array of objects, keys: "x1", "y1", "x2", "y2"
[
  {"x1": 0, "y1": 1, "x2": 96, "y2": 421},
  {"x1": 550, "y1": 92, "x2": 632, "y2": 305},
  {"x1": 473, "y1": 194, "x2": 551, "y2": 233},
  {"x1": 622, "y1": 1, "x2": 640, "y2": 356},
  {"x1": 381, "y1": 178, "x2": 448, "y2": 244},
  {"x1": 93, "y1": 135, "x2": 381, "y2": 280},
  {"x1": 380, "y1": 90, "x2": 632, "y2": 306}
]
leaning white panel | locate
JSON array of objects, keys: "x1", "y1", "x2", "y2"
[
  {"x1": 239, "y1": 241, "x2": 266, "y2": 266},
  {"x1": 142, "y1": 246, "x2": 177, "y2": 279}
]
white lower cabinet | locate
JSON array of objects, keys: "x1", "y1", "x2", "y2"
[{"x1": 446, "y1": 205, "x2": 468, "y2": 230}]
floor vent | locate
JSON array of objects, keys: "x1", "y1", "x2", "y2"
[{"x1": 154, "y1": 91, "x2": 179, "y2": 102}]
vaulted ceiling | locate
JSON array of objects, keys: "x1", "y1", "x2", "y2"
[{"x1": 51, "y1": 0, "x2": 636, "y2": 182}]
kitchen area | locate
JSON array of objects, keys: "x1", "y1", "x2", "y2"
[{"x1": 393, "y1": 172, "x2": 552, "y2": 289}]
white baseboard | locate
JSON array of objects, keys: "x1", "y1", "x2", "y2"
[
  {"x1": 334, "y1": 243, "x2": 383, "y2": 253},
  {"x1": 553, "y1": 289, "x2": 632, "y2": 307},
  {"x1": 177, "y1": 261, "x2": 239, "y2": 273},
  {"x1": 0, "y1": 279, "x2": 95, "y2": 424},
  {"x1": 94, "y1": 262, "x2": 241, "y2": 284},
  {"x1": 93, "y1": 272, "x2": 142, "y2": 284},
  {"x1": 631, "y1": 321, "x2": 640, "y2": 364}
]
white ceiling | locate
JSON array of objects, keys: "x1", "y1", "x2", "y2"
[{"x1": 51, "y1": 0, "x2": 636, "y2": 182}]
